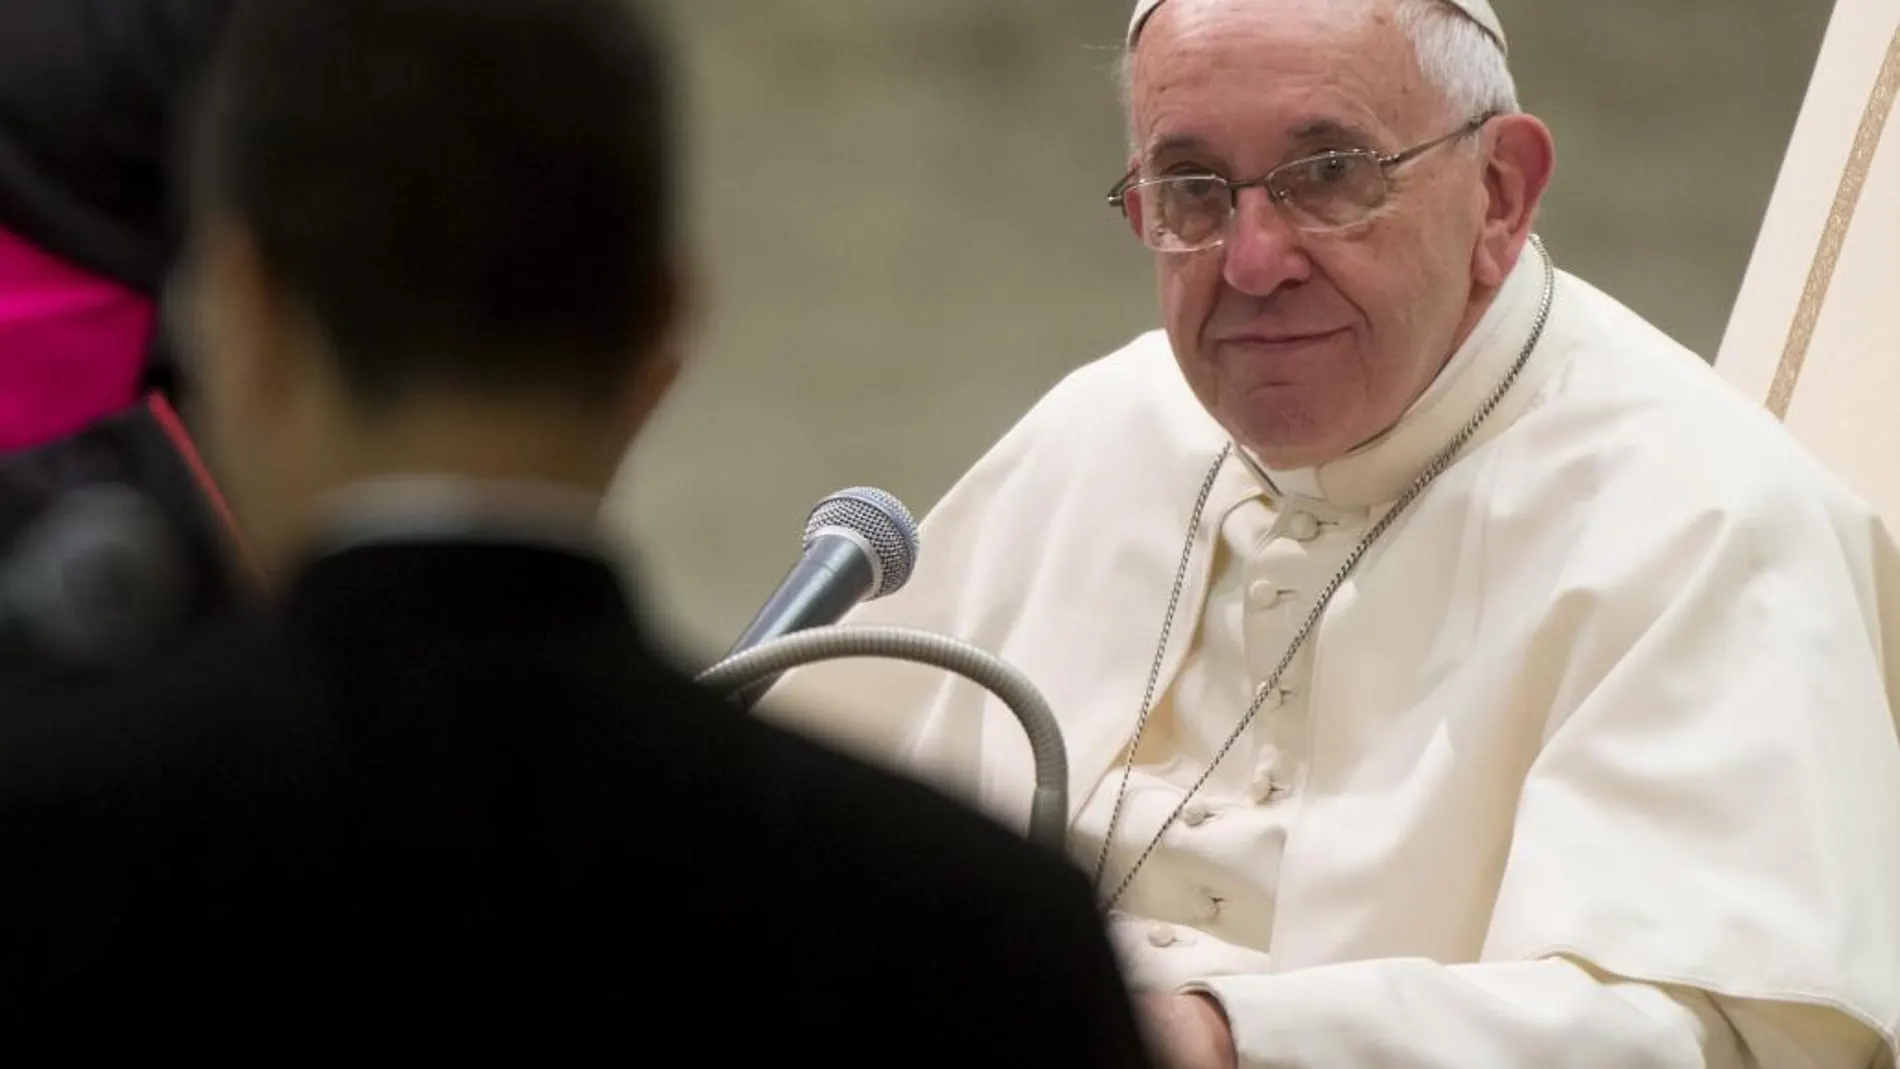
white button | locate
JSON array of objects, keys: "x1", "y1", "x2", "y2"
[
  {"x1": 1180, "y1": 800, "x2": 1211, "y2": 827},
  {"x1": 1195, "y1": 893, "x2": 1225, "y2": 925},
  {"x1": 1285, "y1": 512, "x2": 1322, "y2": 541},
  {"x1": 1147, "y1": 922, "x2": 1179, "y2": 948},
  {"x1": 1251, "y1": 747, "x2": 1286, "y2": 801},
  {"x1": 1250, "y1": 772, "x2": 1285, "y2": 804},
  {"x1": 1248, "y1": 581, "x2": 1291, "y2": 609}
]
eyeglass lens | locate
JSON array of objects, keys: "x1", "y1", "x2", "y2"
[{"x1": 1128, "y1": 153, "x2": 1391, "y2": 250}]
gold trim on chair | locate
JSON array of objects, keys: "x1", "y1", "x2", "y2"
[{"x1": 1768, "y1": 24, "x2": 1900, "y2": 420}]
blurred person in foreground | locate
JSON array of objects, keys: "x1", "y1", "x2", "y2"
[
  {"x1": 768, "y1": 1, "x2": 1900, "y2": 1066},
  {"x1": 0, "y1": 0, "x2": 247, "y2": 669},
  {"x1": 0, "y1": 0, "x2": 1155, "y2": 1062},
  {"x1": 0, "y1": 0, "x2": 234, "y2": 443}
]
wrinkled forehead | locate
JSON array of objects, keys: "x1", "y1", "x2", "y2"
[
  {"x1": 1128, "y1": 1, "x2": 1426, "y2": 156},
  {"x1": 1128, "y1": 0, "x2": 1507, "y2": 52}
]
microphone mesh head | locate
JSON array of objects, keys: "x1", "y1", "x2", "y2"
[{"x1": 803, "y1": 487, "x2": 919, "y2": 599}]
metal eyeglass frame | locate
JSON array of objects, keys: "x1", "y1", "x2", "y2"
[{"x1": 1106, "y1": 111, "x2": 1500, "y2": 245}]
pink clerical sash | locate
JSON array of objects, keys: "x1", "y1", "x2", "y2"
[{"x1": 0, "y1": 224, "x2": 155, "y2": 452}]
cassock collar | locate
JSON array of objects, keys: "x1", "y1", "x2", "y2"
[
  {"x1": 283, "y1": 475, "x2": 656, "y2": 647},
  {"x1": 306, "y1": 475, "x2": 607, "y2": 561},
  {"x1": 1243, "y1": 242, "x2": 1556, "y2": 511}
]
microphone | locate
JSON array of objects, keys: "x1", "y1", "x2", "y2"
[
  {"x1": 0, "y1": 483, "x2": 186, "y2": 672},
  {"x1": 723, "y1": 486, "x2": 920, "y2": 709}
]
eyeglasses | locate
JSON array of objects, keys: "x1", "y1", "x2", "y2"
[{"x1": 1107, "y1": 113, "x2": 1498, "y2": 252}]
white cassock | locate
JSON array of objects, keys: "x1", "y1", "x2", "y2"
[{"x1": 764, "y1": 238, "x2": 1900, "y2": 1068}]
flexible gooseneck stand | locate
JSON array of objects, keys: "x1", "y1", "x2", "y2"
[{"x1": 696, "y1": 626, "x2": 1070, "y2": 853}]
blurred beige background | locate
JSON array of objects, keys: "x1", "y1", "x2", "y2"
[{"x1": 606, "y1": 0, "x2": 1835, "y2": 661}]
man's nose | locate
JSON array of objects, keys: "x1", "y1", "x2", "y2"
[{"x1": 1221, "y1": 188, "x2": 1312, "y2": 297}]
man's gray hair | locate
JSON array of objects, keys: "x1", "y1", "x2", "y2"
[
  {"x1": 1120, "y1": 0, "x2": 1521, "y2": 142},
  {"x1": 1397, "y1": 0, "x2": 1519, "y2": 118}
]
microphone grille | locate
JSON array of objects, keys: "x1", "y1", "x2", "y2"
[{"x1": 803, "y1": 487, "x2": 919, "y2": 599}]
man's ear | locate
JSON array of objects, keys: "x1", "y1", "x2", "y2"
[
  {"x1": 1472, "y1": 114, "x2": 1556, "y2": 287},
  {"x1": 624, "y1": 345, "x2": 683, "y2": 438},
  {"x1": 619, "y1": 260, "x2": 695, "y2": 440},
  {"x1": 187, "y1": 214, "x2": 302, "y2": 419}
]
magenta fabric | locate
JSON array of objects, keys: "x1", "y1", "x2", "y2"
[{"x1": 0, "y1": 224, "x2": 155, "y2": 452}]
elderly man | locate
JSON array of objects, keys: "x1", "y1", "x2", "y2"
[{"x1": 767, "y1": 1, "x2": 1900, "y2": 1066}]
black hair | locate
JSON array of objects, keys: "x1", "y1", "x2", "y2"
[{"x1": 191, "y1": 0, "x2": 676, "y2": 405}]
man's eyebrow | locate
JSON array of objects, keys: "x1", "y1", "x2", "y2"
[
  {"x1": 1288, "y1": 117, "x2": 1379, "y2": 146},
  {"x1": 1144, "y1": 133, "x2": 1211, "y2": 163},
  {"x1": 1143, "y1": 118, "x2": 1383, "y2": 166}
]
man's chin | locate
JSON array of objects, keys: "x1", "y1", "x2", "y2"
[{"x1": 1220, "y1": 393, "x2": 1352, "y2": 471}]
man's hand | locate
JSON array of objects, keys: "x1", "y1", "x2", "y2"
[{"x1": 1139, "y1": 992, "x2": 1238, "y2": 1069}]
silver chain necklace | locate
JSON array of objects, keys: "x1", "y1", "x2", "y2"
[{"x1": 1091, "y1": 236, "x2": 1556, "y2": 911}]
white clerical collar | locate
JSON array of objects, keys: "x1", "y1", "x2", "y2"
[
  {"x1": 310, "y1": 475, "x2": 606, "y2": 559},
  {"x1": 1244, "y1": 242, "x2": 1554, "y2": 509}
]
